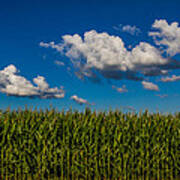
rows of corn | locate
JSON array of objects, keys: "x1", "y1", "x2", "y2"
[{"x1": 0, "y1": 108, "x2": 179, "y2": 180}]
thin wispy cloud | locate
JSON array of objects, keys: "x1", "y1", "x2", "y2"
[
  {"x1": 142, "y1": 81, "x2": 159, "y2": 91},
  {"x1": 113, "y1": 24, "x2": 141, "y2": 35},
  {"x1": 54, "y1": 60, "x2": 65, "y2": 66},
  {"x1": 121, "y1": 106, "x2": 136, "y2": 111},
  {"x1": 40, "y1": 41, "x2": 64, "y2": 52},
  {"x1": 112, "y1": 85, "x2": 128, "y2": 93},
  {"x1": 155, "y1": 94, "x2": 168, "y2": 98},
  {"x1": 0, "y1": 65, "x2": 65, "y2": 99},
  {"x1": 42, "y1": 55, "x2": 47, "y2": 60},
  {"x1": 161, "y1": 75, "x2": 180, "y2": 82},
  {"x1": 70, "y1": 95, "x2": 93, "y2": 105}
]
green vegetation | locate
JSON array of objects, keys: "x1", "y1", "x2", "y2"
[{"x1": 0, "y1": 108, "x2": 179, "y2": 180}]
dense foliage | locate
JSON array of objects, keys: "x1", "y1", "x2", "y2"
[{"x1": 0, "y1": 108, "x2": 179, "y2": 179}]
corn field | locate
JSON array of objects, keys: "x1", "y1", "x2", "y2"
[{"x1": 0, "y1": 108, "x2": 179, "y2": 180}]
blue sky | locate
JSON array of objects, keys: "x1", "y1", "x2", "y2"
[{"x1": 0, "y1": 0, "x2": 180, "y2": 112}]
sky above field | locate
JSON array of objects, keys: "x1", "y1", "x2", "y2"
[{"x1": 0, "y1": 0, "x2": 180, "y2": 112}]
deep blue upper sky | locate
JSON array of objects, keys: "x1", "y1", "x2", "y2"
[{"x1": 0, "y1": 0, "x2": 179, "y2": 112}]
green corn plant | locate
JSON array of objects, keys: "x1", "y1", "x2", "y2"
[{"x1": 0, "y1": 107, "x2": 179, "y2": 179}]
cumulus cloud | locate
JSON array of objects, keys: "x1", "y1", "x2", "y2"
[
  {"x1": 149, "y1": 19, "x2": 180, "y2": 56},
  {"x1": 40, "y1": 19, "x2": 180, "y2": 84},
  {"x1": 70, "y1": 95, "x2": 93, "y2": 105},
  {"x1": 54, "y1": 60, "x2": 65, "y2": 66},
  {"x1": 112, "y1": 85, "x2": 128, "y2": 93},
  {"x1": 114, "y1": 24, "x2": 141, "y2": 35},
  {"x1": 0, "y1": 65, "x2": 65, "y2": 99},
  {"x1": 161, "y1": 75, "x2": 180, "y2": 82},
  {"x1": 142, "y1": 81, "x2": 159, "y2": 91},
  {"x1": 41, "y1": 30, "x2": 174, "y2": 81},
  {"x1": 62, "y1": 31, "x2": 167, "y2": 70}
]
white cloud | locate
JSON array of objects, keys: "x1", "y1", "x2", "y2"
[
  {"x1": 149, "y1": 19, "x2": 180, "y2": 56},
  {"x1": 41, "y1": 30, "x2": 171, "y2": 80},
  {"x1": 33, "y1": 76, "x2": 49, "y2": 90},
  {"x1": 114, "y1": 24, "x2": 141, "y2": 35},
  {"x1": 63, "y1": 31, "x2": 171, "y2": 79},
  {"x1": 142, "y1": 81, "x2": 159, "y2": 91},
  {"x1": 40, "y1": 41, "x2": 64, "y2": 52},
  {"x1": 0, "y1": 64, "x2": 65, "y2": 99},
  {"x1": 40, "y1": 19, "x2": 180, "y2": 82},
  {"x1": 112, "y1": 85, "x2": 128, "y2": 93},
  {"x1": 121, "y1": 106, "x2": 136, "y2": 111},
  {"x1": 161, "y1": 75, "x2": 180, "y2": 82},
  {"x1": 70, "y1": 95, "x2": 92, "y2": 105},
  {"x1": 54, "y1": 60, "x2": 65, "y2": 66}
]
